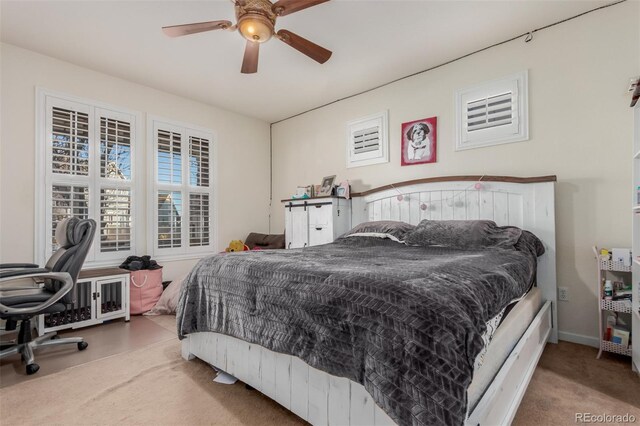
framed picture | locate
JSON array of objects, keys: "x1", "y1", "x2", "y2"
[
  {"x1": 336, "y1": 181, "x2": 350, "y2": 199},
  {"x1": 318, "y1": 175, "x2": 336, "y2": 196},
  {"x1": 401, "y1": 117, "x2": 437, "y2": 166}
]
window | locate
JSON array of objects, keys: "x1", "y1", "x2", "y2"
[
  {"x1": 455, "y1": 71, "x2": 528, "y2": 150},
  {"x1": 148, "y1": 117, "x2": 215, "y2": 259},
  {"x1": 346, "y1": 111, "x2": 389, "y2": 168},
  {"x1": 36, "y1": 90, "x2": 139, "y2": 266}
]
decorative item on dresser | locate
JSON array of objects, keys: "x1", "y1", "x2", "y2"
[
  {"x1": 38, "y1": 267, "x2": 130, "y2": 335},
  {"x1": 282, "y1": 196, "x2": 351, "y2": 248}
]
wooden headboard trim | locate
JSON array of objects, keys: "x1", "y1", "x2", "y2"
[{"x1": 350, "y1": 175, "x2": 557, "y2": 197}]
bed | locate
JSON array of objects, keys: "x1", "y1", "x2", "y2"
[{"x1": 178, "y1": 176, "x2": 557, "y2": 426}]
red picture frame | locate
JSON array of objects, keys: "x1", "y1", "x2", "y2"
[{"x1": 401, "y1": 116, "x2": 437, "y2": 166}]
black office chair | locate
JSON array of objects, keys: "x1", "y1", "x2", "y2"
[{"x1": 0, "y1": 217, "x2": 96, "y2": 374}]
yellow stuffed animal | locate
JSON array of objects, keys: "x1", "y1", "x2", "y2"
[{"x1": 225, "y1": 240, "x2": 248, "y2": 252}]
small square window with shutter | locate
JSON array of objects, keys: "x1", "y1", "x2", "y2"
[
  {"x1": 346, "y1": 111, "x2": 389, "y2": 168},
  {"x1": 455, "y1": 71, "x2": 528, "y2": 150}
]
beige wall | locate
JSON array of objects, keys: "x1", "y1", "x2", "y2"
[
  {"x1": 271, "y1": 2, "x2": 640, "y2": 343},
  {"x1": 0, "y1": 43, "x2": 271, "y2": 281}
]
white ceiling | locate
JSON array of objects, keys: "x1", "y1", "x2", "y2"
[{"x1": 1, "y1": 0, "x2": 611, "y2": 122}]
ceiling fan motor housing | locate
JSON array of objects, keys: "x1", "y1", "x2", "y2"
[{"x1": 236, "y1": 0, "x2": 277, "y2": 43}]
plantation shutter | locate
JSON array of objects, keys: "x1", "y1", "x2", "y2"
[
  {"x1": 100, "y1": 117, "x2": 132, "y2": 179},
  {"x1": 157, "y1": 130, "x2": 182, "y2": 185},
  {"x1": 352, "y1": 126, "x2": 380, "y2": 155},
  {"x1": 465, "y1": 92, "x2": 515, "y2": 132},
  {"x1": 51, "y1": 107, "x2": 90, "y2": 176},
  {"x1": 100, "y1": 188, "x2": 132, "y2": 252},
  {"x1": 455, "y1": 71, "x2": 528, "y2": 150},
  {"x1": 346, "y1": 111, "x2": 388, "y2": 168},
  {"x1": 152, "y1": 121, "x2": 214, "y2": 256},
  {"x1": 41, "y1": 94, "x2": 137, "y2": 265},
  {"x1": 51, "y1": 185, "x2": 89, "y2": 252},
  {"x1": 189, "y1": 193, "x2": 210, "y2": 247},
  {"x1": 98, "y1": 111, "x2": 134, "y2": 256},
  {"x1": 188, "y1": 135, "x2": 211, "y2": 247},
  {"x1": 157, "y1": 191, "x2": 182, "y2": 248}
]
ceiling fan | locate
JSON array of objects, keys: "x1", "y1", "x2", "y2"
[{"x1": 162, "y1": 0, "x2": 332, "y2": 74}]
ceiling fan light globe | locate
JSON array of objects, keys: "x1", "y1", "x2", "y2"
[{"x1": 238, "y1": 14, "x2": 273, "y2": 43}]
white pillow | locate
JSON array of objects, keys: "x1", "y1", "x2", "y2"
[{"x1": 143, "y1": 274, "x2": 187, "y2": 316}]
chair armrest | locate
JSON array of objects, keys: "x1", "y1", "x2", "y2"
[
  {"x1": 0, "y1": 272, "x2": 73, "y2": 316},
  {"x1": 0, "y1": 263, "x2": 40, "y2": 269},
  {"x1": 0, "y1": 268, "x2": 49, "y2": 280}
]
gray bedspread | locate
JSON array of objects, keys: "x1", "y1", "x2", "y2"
[{"x1": 177, "y1": 235, "x2": 542, "y2": 425}]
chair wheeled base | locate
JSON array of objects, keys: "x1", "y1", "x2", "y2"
[{"x1": 0, "y1": 318, "x2": 88, "y2": 375}]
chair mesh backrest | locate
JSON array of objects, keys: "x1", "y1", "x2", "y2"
[{"x1": 45, "y1": 218, "x2": 97, "y2": 304}]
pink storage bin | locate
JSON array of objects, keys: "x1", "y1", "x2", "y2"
[{"x1": 129, "y1": 268, "x2": 163, "y2": 315}]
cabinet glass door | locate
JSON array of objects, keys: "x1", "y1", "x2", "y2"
[{"x1": 95, "y1": 278, "x2": 126, "y2": 319}]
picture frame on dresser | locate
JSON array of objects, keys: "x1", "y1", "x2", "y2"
[{"x1": 318, "y1": 175, "x2": 336, "y2": 196}]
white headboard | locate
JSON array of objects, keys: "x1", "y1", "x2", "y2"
[{"x1": 351, "y1": 175, "x2": 558, "y2": 343}]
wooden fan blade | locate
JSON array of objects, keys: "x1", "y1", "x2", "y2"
[
  {"x1": 276, "y1": 29, "x2": 332, "y2": 64},
  {"x1": 241, "y1": 40, "x2": 259, "y2": 74},
  {"x1": 272, "y1": 0, "x2": 329, "y2": 16},
  {"x1": 162, "y1": 20, "x2": 232, "y2": 37}
]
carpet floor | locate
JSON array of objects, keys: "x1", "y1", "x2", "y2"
[{"x1": 1, "y1": 315, "x2": 638, "y2": 425}]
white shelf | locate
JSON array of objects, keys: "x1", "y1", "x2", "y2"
[
  {"x1": 600, "y1": 299, "x2": 633, "y2": 313},
  {"x1": 598, "y1": 258, "x2": 632, "y2": 272},
  {"x1": 600, "y1": 340, "x2": 632, "y2": 356},
  {"x1": 634, "y1": 205, "x2": 640, "y2": 212}
]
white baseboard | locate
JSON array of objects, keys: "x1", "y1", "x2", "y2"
[{"x1": 558, "y1": 330, "x2": 599, "y2": 348}]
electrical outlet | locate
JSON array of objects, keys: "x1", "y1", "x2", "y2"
[{"x1": 558, "y1": 287, "x2": 569, "y2": 302}]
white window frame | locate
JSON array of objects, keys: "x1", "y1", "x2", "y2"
[
  {"x1": 455, "y1": 71, "x2": 529, "y2": 151},
  {"x1": 147, "y1": 115, "x2": 217, "y2": 261},
  {"x1": 35, "y1": 88, "x2": 143, "y2": 267},
  {"x1": 346, "y1": 111, "x2": 389, "y2": 168}
]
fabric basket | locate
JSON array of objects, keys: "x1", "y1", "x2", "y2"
[{"x1": 129, "y1": 268, "x2": 163, "y2": 315}]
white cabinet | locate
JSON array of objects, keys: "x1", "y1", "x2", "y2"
[
  {"x1": 283, "y1": 198, "x2": 351, "y2": 249},
  {"x1": 38, "y1": 268, "x2": 130, "y2": 335}
]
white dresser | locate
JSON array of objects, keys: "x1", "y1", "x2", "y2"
[{"x1": 283, "y1": 197, "x2": 351, "y2": 249}]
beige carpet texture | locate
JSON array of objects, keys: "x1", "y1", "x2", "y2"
[{"x1": 1, "y1": 316, "x2": 638, "y2": 425}]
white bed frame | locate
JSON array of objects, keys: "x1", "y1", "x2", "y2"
[{"x1": 182, "y1": 176, "x2": 558, "y2": 426}]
